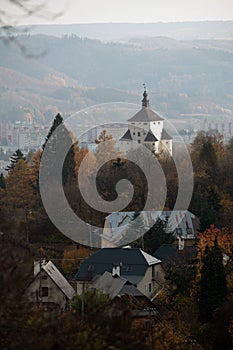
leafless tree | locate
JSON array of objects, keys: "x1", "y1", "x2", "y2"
[{"x1": 0, "y1": 0, "x2": 65, "y2": 56}]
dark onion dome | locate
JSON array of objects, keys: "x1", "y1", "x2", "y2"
[
  {"x1": 142, "y1": 88, "x2": 150, "y2": 108},
  {"x1": 144, "y1": 129, "x2": 158, "y2": 142},
  {"x1": 120, "y1": 129, "x2": 132, "y2": 141},
  {"x1": 161, "y1": 128, "x2": 172, "y2": 140},
  {"x1": 128, "y1": 88, "x2": 164, "y2": 122}
]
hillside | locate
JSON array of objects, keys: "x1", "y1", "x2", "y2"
[
  {"x1": 0, "y1": 33, "x2": 233, "y2": 124},
  {"x1": 17, "y1": 21, "x2": 233, "y2": 41}
]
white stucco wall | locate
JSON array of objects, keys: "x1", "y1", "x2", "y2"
[
  {"x1": 137, "y1": 264, "x2": 165, "y2": 298},
  {"x1": 150, "y1": 121, "x2": 163, "y2": 139},
  {"x1": 159, "y1": 139, "x2": 173, "y2": 156}
]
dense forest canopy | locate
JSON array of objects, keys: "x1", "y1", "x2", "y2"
[{"x1": 0, "y1": 115, "x2": 233, "y2": 349}]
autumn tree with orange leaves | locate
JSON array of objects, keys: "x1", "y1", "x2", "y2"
[{"x1": 62, "y1": 246, "x2": 89, "y2": 276}]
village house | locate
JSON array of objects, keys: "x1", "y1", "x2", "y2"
[
  {"x1": 89, "y1": 271, "x2": 159, "y2": 318},
  {"x1": 101, "y1": 210, "x2": 199, "y2": 248},
  {"x1": 27, "y1": 260, "x2": 75, "y2": 312},
  {"x1": 74, "y1": 247, "x2": 165, "y2": 299}
]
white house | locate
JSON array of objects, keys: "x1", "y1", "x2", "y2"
[
  {"x1": 119, "y1": 88, "x2": 172, "y2": 156},
  {"x1": 74, "y1": 247, "x2": 164, "y2": 299},
  {"x1": 101, "y1": 210, "x2": 198, "y2": 249}
]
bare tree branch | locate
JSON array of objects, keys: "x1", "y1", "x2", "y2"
[{"x1": 0, "y1": 0, "x2": 66, "y2": 56}]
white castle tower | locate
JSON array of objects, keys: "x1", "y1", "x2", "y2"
[{"x1": 120, "y1": 88, "x2": 172, "y2": 156}]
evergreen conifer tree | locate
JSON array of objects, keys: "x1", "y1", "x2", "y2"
[
  {"x1": 120, "y1": 211, "x2": 145, "y2": 247},
  {"x1": 144, "y1": 217, "x2": 174, "y2": 254},
  {"x1": 42, "y1": 113, "x2": 76, "y2": 186},
  {"x1": 199, "y1": 184, "x2": 222, "y2": 232},
  {"x1": 198, "y1": 237, "x2": 227, "y2": 322},
  {"x1": 0, "y1": 173, "x2": 6, "y2": 189},
  {"x1": 42, "y1": 113, "x2": 63, "y2": 150},
  {"x1": 5, "y1": 149, "x2": 25, "y2": 172}
]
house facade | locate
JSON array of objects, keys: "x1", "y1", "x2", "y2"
[
  {"x1": 27, "y1": 260, "x2": 75, "y2": 311},
  {"x1": 119, "y1": 88, "x2": 172, "y2": 156},
  {"x1": 74, "y1": 247, "x2": 164, "y2": 299}
]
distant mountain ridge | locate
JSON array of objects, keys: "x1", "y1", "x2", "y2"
[
  {"x1": 0, "y1": 31, "x2": 232, "y2": 124},
  {"x1": 16, "y1": 21, "x2": 233, "y2": 41}
]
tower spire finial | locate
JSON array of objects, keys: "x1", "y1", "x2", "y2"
[{"x1": 142, "y1": 84, "x2": 149, "y2": 108}]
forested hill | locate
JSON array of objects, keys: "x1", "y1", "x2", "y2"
[{"x1": 0, "y1": 33, "x2": 233, "y2": 123}]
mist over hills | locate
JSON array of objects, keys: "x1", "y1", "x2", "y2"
[
  {"x1": 0, "y1": 22, "x2": 233, "y2": 126},
  {"x1": 18, "y1": 21, "x2": 233, "y2": 41}
]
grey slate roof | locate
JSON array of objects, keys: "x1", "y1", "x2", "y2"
[
  {"x1": 144, "y1": 130, "x2": 158, "y2": 142},
  {"x1": 128, "y1": 107, "x2": 164, "y2": 122},
  {"x1": 90, "y1": 271, "x2": 145, "y2": 300},
  {"x1": 153, "y1": 244, "x2": 197, "y2": 264},
  {"x1": 91, "y1": 272, "x2": 147, "y2": 300},
  {"x1": 153, "y1": 244, "x2": 179, "y2": 262},
  {"x1": 74, "y1": 248, "x2": 161, "y2": 283},
  {"x1": 42, "y1": 261, "x2": 75, "y2": 300},
  {"x1": 91, "y1": 271, "x2": 127, "y2": 299},
  {"x1": 91, "y1": 272, "x2": 159, "y2": 317},
  {"x1": 120, "y1": 129, "x2": 132, "y2": 141},
  {"x1": 161, "y1": 128, "x2": 172, "y2": 140},
  {"x1": 119, "y1": 284, "x2": 145, "y2": 297}
]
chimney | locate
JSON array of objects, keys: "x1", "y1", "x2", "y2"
[
  {"x1": 112, "y1": 263, "x2": 122, "y2": 277},
  {"x1": 34, "y1": 259, "x2": 46, "y2": 277},
  {"x1": 178, "y1": 236, "x2": 185, "y2": 251}
]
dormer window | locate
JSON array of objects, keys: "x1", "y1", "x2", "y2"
[{"x1": 87, "y1": 264, "x2": 94, "y2": 272}]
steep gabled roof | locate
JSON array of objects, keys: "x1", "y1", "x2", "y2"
[
  {"x1": 103, "y1": 211, "x2": 197, "y2": 245},
  {"x1": 119, "y1": 283, "x2": 145, "y2": 297},
  {"x1": 140, "y1": 250, "x2": 161, "y2": 266},
  {"x1": 74, "y1": 248, "x2": 161, "y2": 283},
  {"x1": 91, "y1": 272, "x2": 159, "y2": 316},
  {"x1": 120, "y1": 129, "x2": 132, "y2": 141},
  {"x1": 161, "y1": 128, "x2": 172, "y2": 140},
  {"x1": 144, "y1": 130, "x2": 158, "y2": 142},
  {"x1": 128, "y1": 107, "x2": 164, "y2": 122},
  {"x1": 42, "y1": 261, "x2": 75, "y2": 300},
  {"x1": 91, "y1": 271, "x2": 127, "y2": 299},
  {"x1": 91, "y1": 271, "x2": 145, "y2": 299}
]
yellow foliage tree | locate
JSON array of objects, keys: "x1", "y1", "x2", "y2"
[
  {"x1": 194, "y1": 225, "x2": 233, "y2": 294},
  {"x1": 62, "y1": 246, "x2": 89, "y2": 276},
  {"x1": 197, "y1": 225, "x2": 233, "y2": 260}
]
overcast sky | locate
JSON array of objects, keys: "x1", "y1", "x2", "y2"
[{"x1": 3, "y1": 0, "x2": 233, "y2": 25}]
